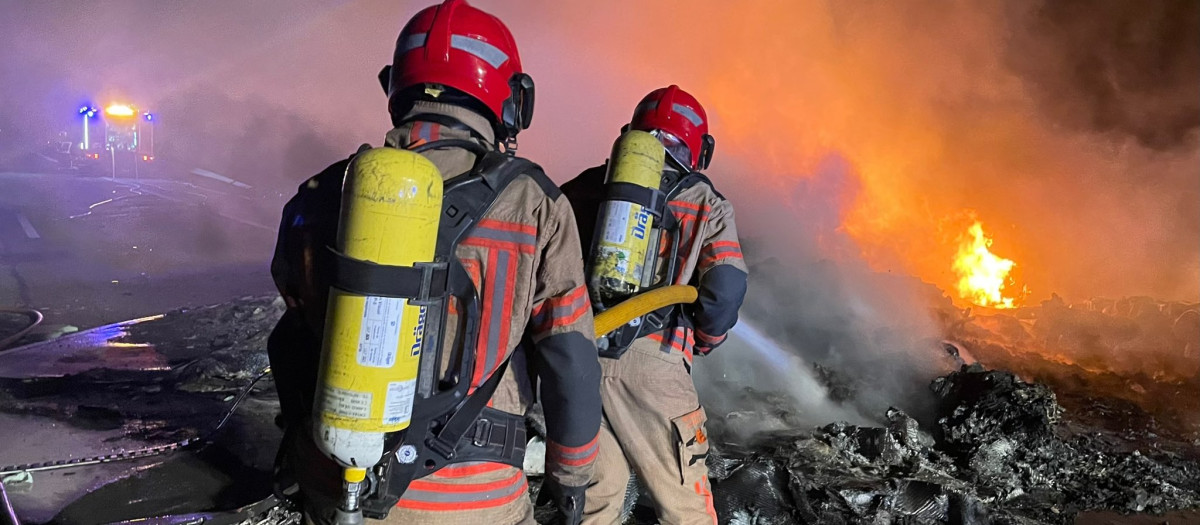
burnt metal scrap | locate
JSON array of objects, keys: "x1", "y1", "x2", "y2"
[
  {"x1": 0, "y1": 296, "x2": 285, "y2": 524},
  {"x1": 3, "y1": 295, "x2": 1199, "y2": 524},
  {"x1": 694, "y1": 365, "x2": 1200, "y2": 525},
  {"x1": 0, "y1": 296, "x2": 281, "y2": 451}
]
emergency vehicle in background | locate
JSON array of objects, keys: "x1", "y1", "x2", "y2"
[{"x1": 73, "y1": 102, "x2": 156, "y2": 175}]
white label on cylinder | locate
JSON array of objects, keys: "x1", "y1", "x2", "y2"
[
  {"x1": 322, "y1": 384, "x2": 372, "y2": 419},
  {"x1": 384, "y1": 379, "x2": 417, "y2": 426},
  {"x1": 358, "y1": 296, "x2": 405, "y2": 368},
  {"x1": 602, "y1": 201, "x2": 632, "y2": 244}
]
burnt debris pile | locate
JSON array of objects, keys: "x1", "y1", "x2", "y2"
[
  {"x1": 704, "y1": 365, "x2": 1200, "y2": 525},
  {"x1": 0, "y1": 296, "x2": 282, "y2": 445},
  {"x1": 942, "y1": 295, "x2": 1200, "y2": 442}
]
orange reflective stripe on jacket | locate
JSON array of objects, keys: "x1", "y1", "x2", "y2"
[
  {"x1": 699, "y1": 240, "x2": 743, "y2": 267},
  {"x1": 397, "y1": 465, "x2": 528, "y2": 511},
  {"x1": 529, "y1": 284, "x2": 590, "y2": 336},
  {"x1": 665, "y1": 201, "x2": 711, "y2": 285},
  {"x1": 462, "y1": 218, "x2": 538, "y2": 255}
]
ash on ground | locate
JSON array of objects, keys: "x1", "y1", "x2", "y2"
[
  {"x1": 0, "y1": 295, "x2": 285, "y2": 524},
  {"x1": 532, "y1": 363, "x2": 1200, "y2": 524}
]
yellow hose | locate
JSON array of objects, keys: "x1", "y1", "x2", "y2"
[{"x1": 593, "y1": 285, "x2": 698, "y2": 336}]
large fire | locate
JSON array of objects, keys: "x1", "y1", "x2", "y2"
[{"x1": 953, "y1": 221, "x2": 1022, "y2": 309}]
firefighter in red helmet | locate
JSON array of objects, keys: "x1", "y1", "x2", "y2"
[
  {"x1": 561, "y1": 85, "x2": 748, "y2": 525},
  {"x1": 268, "y1": 1, "x2": 600, "y2": 523}
]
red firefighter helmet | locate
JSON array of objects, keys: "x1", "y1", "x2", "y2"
[
  {"x1": 630, "y1": 85, "x2": 715, "y2": 170},
  {"x1": 386, "y1": 0, "x2": 534, "y2": 140}
]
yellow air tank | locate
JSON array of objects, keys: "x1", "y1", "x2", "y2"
[
  {"x1": 588, "y1": 130, "x2": 666, "y2": 306},
  {"x1": 313, "y1": 147, "x2": 443, "y2": 483}
]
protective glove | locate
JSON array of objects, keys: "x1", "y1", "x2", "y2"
[{"x1": 537, "y1": 476, "x2": 586, "y2": 525}]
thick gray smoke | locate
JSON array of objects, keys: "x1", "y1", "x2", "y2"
[
  {"x1": 695, "y1": 156, "x2": 960, "y2": 435},
  {"x1": 1006, "y1": 0, "x2": 1200, "y2": 151}
]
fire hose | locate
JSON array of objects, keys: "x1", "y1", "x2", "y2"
[{"x1": 593, "y1": 285, "x2": 698, "y2": 336}]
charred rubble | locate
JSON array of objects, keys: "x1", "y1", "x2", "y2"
[
  {"x1": 940, "y1": 294, "x2": 1200, "y2": 447},
  {"x1": 531, "y1": 363, "x2": 1200, "y2": 524},
  {"x1": 685, "y1": 364, "x2": 1200, "y2": 525},
  {"x1": 0, "y1": 296, "x2": 280, "y2": 441},
  {"x1": 3, "y1": 296, "x2": 1199, "y2": 524}
]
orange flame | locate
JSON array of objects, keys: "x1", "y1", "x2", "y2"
[{"x1": 954, "y1": 221, "x2": 1022, "y2": 309}]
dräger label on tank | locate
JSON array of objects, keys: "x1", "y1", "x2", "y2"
[
  {"x1": 384, "y1": 379, "x2": 417, "y2": 426},
  {"x1": 321, "y1": 384, "x2": 372, "y2": 419},
  {"x1": 358, "y1": 296, "x2": 405, "y2": 367}
]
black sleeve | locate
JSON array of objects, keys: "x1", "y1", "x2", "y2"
[
  {"x1": 534, "y1": 332, "x2": 602, "y2": 449},
  {"x1": 266, "y1": 159, "x2": 349, "y2": 427},
  {"x1": 559, "y1": 164, "x2": 608, "y2": 253},
  {"x1": 270, "y1": 195, "x2": 301, "y2": 301},
  {"x1": 267, "y1": 309, "x2": 321, "y2": 426},
  {"x1": 692, "y1": 264, "x2": 748, "y2": 339}
]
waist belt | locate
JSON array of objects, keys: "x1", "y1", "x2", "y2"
[
  {"x1": 361, "y1": 406, "x2": 528, "y2": 519},
  {"x1": 457, "y1": 406, "x2": 528, "y2": 464},
  {"x1": 597, "y1": 303, "x2": 687, "y2": 359}
]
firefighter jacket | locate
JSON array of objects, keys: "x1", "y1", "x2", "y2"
[{"x1": 269, "y1": 101, "x2": 602, "y2": 513}]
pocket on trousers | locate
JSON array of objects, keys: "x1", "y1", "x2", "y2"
[{"x1": 670, "y1": 406, "x2": 710, "y2": 485}]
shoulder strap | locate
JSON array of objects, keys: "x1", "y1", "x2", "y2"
[
  {"x1": 428, "y1": 359, "x2": 508, "y2": 452},
  {"x1": 436, "y1": 151, "x2": 553, "y2": 254},
  {"x1": 424, "y1": 151, "x2": 545, "y2": 450},
  {"x1": 665, "y1": 170, "x2": 725, "y2": 200}
]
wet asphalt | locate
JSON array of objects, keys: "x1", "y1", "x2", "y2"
[
  {"x1": 0, "y1": 169, "x2": 281, "y2": 336},
  {"x1": 0, "y1": 169, "x2": 287, "y2": 523}
]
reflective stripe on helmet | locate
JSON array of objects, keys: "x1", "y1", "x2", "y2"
[
  {"x1": 400, "y1": 33, "x2": 427, "y2": 53},
  {"x1": 450, "y1": 34, "x2": 509, "y2": 68},
  {"x1": 402, "y1": 32, "x2": 509, "y2": 70},
  {"x1": 671, "y1": 103, "x2": 704, "y2": 127}
]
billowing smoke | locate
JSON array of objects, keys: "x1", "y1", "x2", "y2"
[
  {"x1": 695, "y1": 156, "x2": 959, "y2": 431},
  {"x1": 6, "y1": 0, "x2": 1195, "y2": 299},
  {"x1": 1007, "y1": 0, "x2": 1200, "y2": 152},
  {"x1": 1, "y1": 1, "x2": 1195, "y2": 431},
  {"x1": 517, "y1": 0, "x2": 1200, "y2": 303},
  {"x1": 515, "y1": 0, "x2": 1199, "y2": 428}
]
